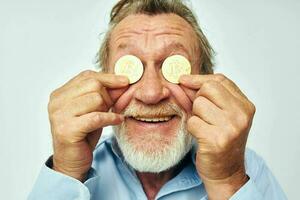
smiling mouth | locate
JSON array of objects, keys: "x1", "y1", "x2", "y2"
[
  {"x1": 133, "y1": 116, "x2": 173, "y2": 122},
  {"x1": 128, "y1": 115, "x2": 176, "y2": 123}
]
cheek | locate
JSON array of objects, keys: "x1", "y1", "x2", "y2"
[{"x1": 111, "y1": 82, "x2": 193, "y2": 115}]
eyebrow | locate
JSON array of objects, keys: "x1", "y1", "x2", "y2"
[{"x1": 116, "y1": 41, "x2": 189, "y2": 56}]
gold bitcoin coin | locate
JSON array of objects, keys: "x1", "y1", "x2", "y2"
[
  {"x1": 114, "y1": 55, "x2": 144, "y2": 84},
  {"x1": 162, "y1": 55, "x2": 191, "y2": 84}
]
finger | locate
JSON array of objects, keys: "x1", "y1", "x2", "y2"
[
  {"x1": 51, "y1": 78, "x2": 115, "y2": 112},
  {"x1": 108, "y1": 87, "x2": 130, "y2": 102},
  {"x1": 180, "y1": 74, "x2": 248, "y2": 100},
  {"x1": 65, "y1": 92, "x2": 109, "y2": 116},
  {"x1": 219, "y1": 78, "x2": 247, "y2": 99},
  {"x1": 99, "y1": 86, "x2": 114, "y2": 108},
  {"x1": 97, "y1": 73, "x2": 129, "y2": 88},
  {"x1": 179, "y1": 74, "x2": 220, "y2": 90},
  {"x1": 187, "y1": 116, "x2": 215, "y2": 141},
  {"x1": 195, "y1": 80, "x2": 238, "y2": 110},
  {"x1": 192, "y1": 96, "x2": 225, "y2": 125},
  {"x1": 68, "y1": 70, "x2": 129, "y2": 88},
  {"x1": 54, "y1": 71, "x2": 129, "y2": 98},
  {"x1": 180, "y1": 85, "x2": 197, "y2": 102},
  {"x1": 72, "y1": 112, "x2": 124, "y2": 134},
  {"x1": 53, "y1": 70, "x2": 99, "y2": 94}
]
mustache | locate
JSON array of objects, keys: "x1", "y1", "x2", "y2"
[{"x1": 122, "y1": 101, "x2": 183, "y2": 118}]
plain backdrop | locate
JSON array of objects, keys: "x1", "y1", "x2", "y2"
[{"x1": 1, "y1": 0, "x2": 299, "y2": 199}]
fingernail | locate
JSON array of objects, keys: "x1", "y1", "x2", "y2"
[
  {"x1": 118, "y1": 114, "x2": 125, "y2": 121},
  {"x1": 179, "y1": 75, "x2": 188, "y2": 82},
  {"x1": 120, "y1": 76, "x2": 129, "y2": 84}
]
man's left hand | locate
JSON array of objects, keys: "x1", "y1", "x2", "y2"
[{"x1": 179, "y1": 73, "x2": 256, "y2": 199}]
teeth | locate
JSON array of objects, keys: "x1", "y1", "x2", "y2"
[{"x1": 134, "y1": 116, "x2": 172, "y2": 122}]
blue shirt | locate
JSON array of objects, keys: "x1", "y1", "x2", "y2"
[{"x1": 28, "y1": 135, "x2": 287, "y2": 200}]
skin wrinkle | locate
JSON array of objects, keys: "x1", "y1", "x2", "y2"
[
  {"x1": 112, "y1": 14, "x2": 188, "y2": 41},
  {"x1": 46, "y1": 2, "x2": 259, "y2": 199},
  {"x1": 117, "y1": 42, "x2": 189, "y2": 56},
  {"x1": 115, "y1": 41, "x2": 191, "y2": 68},
  {"x1": 113, "y1": 30, "x2": 142, "y2": 44},
  {"x1": 114, "y1": 34, "x2": 189, "y2": 54},
  {"x1": 110, "y1": 14, "x2": 197, "y2": 114},
  {"x1": 108, "y1": 13, "x2": 200, "y2": 199},
  {"x1": 109, "y1": 14, "x2": 200, "y2": 73}
]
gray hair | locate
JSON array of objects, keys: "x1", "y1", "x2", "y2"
[{"x1": 97, "y1": 0, "x2": 214, "y2": 74}]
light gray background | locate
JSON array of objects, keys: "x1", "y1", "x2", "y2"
[{"x1": 0, "y1": 0, "x2": 299, "y2": 199}]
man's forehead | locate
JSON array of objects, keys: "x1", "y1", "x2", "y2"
[
  {"x1": 110, "y1": 13, "x2": 197, "y2": 43},
  {"x1": 109, "y1": 13, "x2": 198, "y2": 59}
]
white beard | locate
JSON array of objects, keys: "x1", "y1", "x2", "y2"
[{"x1": 113, "y1": 102, "x2": 194, "y2": 173}]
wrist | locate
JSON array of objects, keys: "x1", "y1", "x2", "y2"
[
  {"x1": 53, "y1": 165, "x2": 87, "y2": 182},
  {"x1": 201, "y1": 170, "x2": 249, "y2": 200},
  {"x1": 52, "y1": 157, "x2": 88, "y2": 182}
]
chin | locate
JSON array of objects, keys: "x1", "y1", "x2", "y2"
[{"x1": 113, "y1": 116, "x2": 194, "y2": 173}]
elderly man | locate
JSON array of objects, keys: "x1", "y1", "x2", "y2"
[{"x1": 29, "y1": 0, "x2": 287, "y2": 199}]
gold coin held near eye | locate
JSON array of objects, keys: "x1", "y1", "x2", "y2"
[
  {"x1": 162, "y1": 55, "x2": 191, "y2": 84},
  {"x1": 114, "y1": 55, "x2": 144, "y2": 84}
]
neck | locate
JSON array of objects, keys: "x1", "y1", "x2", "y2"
[
  {"x1": 136, "y1": 156, "x2": 189, "y2": 200},
  {"x1": 136, "y1": 169, "x2": 176, "y2": 200}
]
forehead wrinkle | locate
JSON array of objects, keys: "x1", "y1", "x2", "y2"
[
  {"x1": 112, "y1": 23, "x2": 155, "y2": 45},
  {"x1": 115, "y1": 27, "x2": 189, "y2": 53},
  {"x1": 110, "y1": 14, "x2": 199, "y2": 66},
  {"x1": 112, "y1": 13, "x2": 197, "y2": 40},
  {"x1": 154, "y1": 24, "x2": 187, "y2": 37},
  {"x1": 113, "y1": 19, "x2": 188, "y2": 45},
  {"x1": 113, "y1": 29, "x2": 143, "y2": 44},
  {"x1": 116, "y1": 41, "x2": 190, "y2": 61}
]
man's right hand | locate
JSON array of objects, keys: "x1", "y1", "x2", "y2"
[{"x1": 47, "y1": 70, "x2": 129, "y2": 181}]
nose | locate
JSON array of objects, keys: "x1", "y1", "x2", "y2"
[{"x1": 133, "y1": 65, "x2": 170, "y2": 105}]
